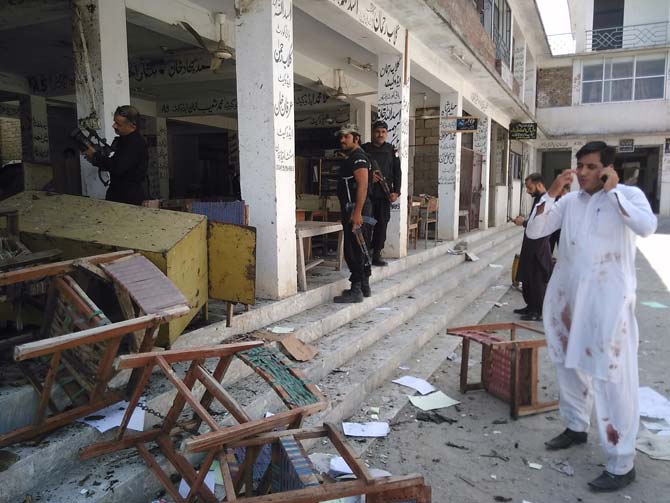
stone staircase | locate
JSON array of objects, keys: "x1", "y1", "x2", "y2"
[{"x1": 0, "y1": 223, "x2": 521, "y2": 502}]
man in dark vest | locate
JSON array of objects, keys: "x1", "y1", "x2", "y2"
[
  {"x1": 513, "y1": 173, "x2": 553, "y2": 321},
  {"x1": 84, "y1": 105, "x2": 148, "y2": 205},
  {"x1": 362, "y1": 120, "x2": 401, "y2": 266}
]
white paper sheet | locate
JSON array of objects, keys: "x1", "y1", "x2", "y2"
[
  {"x1": 79, "y1": 400, "x2": 145, "y2": 433},
  {"x1": 178, "y1": 472, "x2": 216, "y2": 498},
  {"x1": 408, "y1": 391, "x2": 460, "y2": 411},
  {"x1": 269, "y1": 326, "x2": 294, "y2": 334},
  {"x1": 392, "y1": 375, "x2": 436, "y2": 395},
  {"x1": 639, "y1": 387, "x2": 670, "y2": 420},
  {"x1": 329, "y1": 456, "x2": 354, "y2": 475},
  {"x1": 342, "y1": 422, "x2": 390, "y2": 437}
]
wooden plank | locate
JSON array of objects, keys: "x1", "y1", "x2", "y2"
[
  {"x1": 224, "y1": 427, "x2": 328, "y2": 449},
  {"x1": 116, "y1": 341, "x2": 263, "y2": 369},
  {"x1": 113, "y1": 283, "x2": 143, "y2": 352},
  {"x1": 185, "y1": 450, "x2": 216, "y2": 503},
  {"x1": 194, "y1": 365, "x2": 251, "y2": 424},
  {"x1": 230, "y1": 475, "x2": 427, "y2": 503},
  {"x1": 197, "y1": 355, "x2": 234, "y2": 424},
  {"x1": 137, "y1": 443, "x2": 185, "y2": 503},
  {"x1": 185, "y1": 408, "x2": 316, "y2": 453},
  {"x1": 279, "y1": 334, "x2": 318, "y2": 362},
  {"x1": 0, "y1": 250, "x2": 133, "y2": 286},
  {"x1": 296, "y1": 231, "x2": 307, "y2": 292},
  {"x1": 90, "y1": 336, "x2": 124, "y2": 402},
  {"x1": 459, "y1": 337, "x2": 470, "y2": 393},
  {"x1": 14, "y1": 306, "x2": 190, "y2": 361},
  {"x1": 0, "y1": 248, "x2": 61, "y2": 271},
  {"x1": 0, "y1": 391, "x2": 123, "y2": 449},
  {"x1": 33, "y1": 352, "x2": 61, "y2": 425},
  {"x1": 156, "y1": 356, "x2": 219, "y2": 431},
  {"x1": 117, "y1": 363, "x2": 153, "y2": 439},
  {"x1": 161, "y1": 360, "x2": 202, "y2": 434},
  {"x1": 218, "y1": 451, "x2": 237, "y2": 501},
  {"x1": 304, "y1": 258, "x2": 324, "y2": 271},
  {"x1": 325, "y1": 423, "x2": 374, "y2": 484},
  {"x1": 80, "y1": 429, "x2": 161, "y2": 460}
]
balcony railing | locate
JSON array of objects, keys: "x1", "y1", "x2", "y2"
[
  {"x1": 493, "y1": 25, "x2": 511, "y2": 66},
  {"x1": 547, "y1": 21, "x2": 669, "y2": 56}
]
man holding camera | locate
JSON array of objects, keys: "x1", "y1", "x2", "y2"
[
  {"x1": 362, "y1": 120, "x2": 401, "y2": 266},
  {"x1": 84, "y1": 105, "x2": 148, "y2": 206},
  {"x1": 526, "y1": 141, "x2": 656, "y2": 492}
]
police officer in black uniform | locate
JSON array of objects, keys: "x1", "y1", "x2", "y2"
[
  {"x1": 333, "y1": 124, "x2": 373, "y2": 303},
  {"x1": 362, "y1": 120, "x2": 401, "y2": 266},
  {"x1": 84, "y1": 105, "x2": 148, "y2": 205}
]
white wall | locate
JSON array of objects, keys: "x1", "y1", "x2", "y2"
[{"x1": 624, "y1": 0, "x2": 670, "y2": 27}]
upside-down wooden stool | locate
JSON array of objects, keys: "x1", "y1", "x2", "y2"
[
  {"x1": 447, "y1": 322, "x2": 559, "y2": 418},
  {"x1": 0, "y1": 251, "x2": 190, "y2": 447},
  {"x1": 80, "y1": 342, "x2": 329, "y2": 503}
]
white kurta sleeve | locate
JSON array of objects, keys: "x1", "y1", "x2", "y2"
[
  {"x1": 525, "y1": 193, "x2": 564, "y2": 239},
  {"x1": 606, "y1": 186, "x2": 658, "y2": 237}
]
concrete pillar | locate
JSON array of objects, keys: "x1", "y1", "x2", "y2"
[
  {"x1": 524, "y1": 49, "x2": 536, "y2": 114},
  {"x1": 661, "y1": 147, "x2": 670, "y2": 217},
  {"x1": 19, "y1": 95, "x2": 50, "y2": 162},
  {"x1": 72, "y1": 0, "x2": 130, "y2": 199},
  {"x1": 377, "y1": 51, "x2": 409, "y2": 258},
  {"x1": 437, "y1": 91, "x2": 462, "y2": 240},
  {"x1": 513, "y1": 40, "x2": 526, "y2": 101},
  {"x1": 474, "y1": 115, "x2": 491, "y2": 229},
  {"x1": 236, "y1": 0, "x2": 297, "y2": 299},
  {"x1": 350, "y1": 99, "x2": 372, "y2": 144}
]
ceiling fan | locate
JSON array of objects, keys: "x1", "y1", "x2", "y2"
[
  {"x1": 314, "y1": 69, "x2": 376, "y2": 102},
  {"x1": 411, "y1": 93, "x2": 440, "y2": 119},
  {"x1": 181, "y1": 13, "x2": 233, "y2": 72}
]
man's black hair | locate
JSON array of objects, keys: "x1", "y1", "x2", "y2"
[
  {"x1": 576, "y1": 141, "x2": 616, "y2": 166},
  {"x1": 115, "y1": 105, "x2": 141, "y2": 127},
  {"x1": 525, "y1": 173, "x2": 544, "y2": 185}
]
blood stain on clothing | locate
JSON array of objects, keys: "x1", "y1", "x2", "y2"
[
  {"x1": 561, "y1": 304, "x2": 572, "y2": 331},
  {"x1": 612, "y1": 346, "x2": 621, "y2": 357},
  {"x1": 582, "y1": 388, "x2": 588, "y2": 398},
  {"x1": 585, "y1": 347, "x2": 592, "y2": 357},
  {"x1": 559, "y1": 334, "x2": 569, "y2": 353},
  {"x1": 606, "y1": 424, "x2": 620, "y2": 445}
]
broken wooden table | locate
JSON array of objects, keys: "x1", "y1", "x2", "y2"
[
  {"x1": 80, "y1": 342, "x2": 328, "y2": 503},
  {"x1": 447, "y1": 322, "x2": 559, "y2": 418},
  {"x1": 182, "y1": 422, "x2": 431, "y2": 502},
  {"x1": 295, "y1": 221, "x2": 344, "y2": 292},
  {"x1": 0, "y1": 251, "x2": 190, "y2": 448}
]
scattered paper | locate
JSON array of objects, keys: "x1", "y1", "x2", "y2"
[
  {"x1": 269, "y1": 326, "x2": 294, "y2": 334},
  {"x1": 370, "y1": 414, "x2": 379, "y2": 420},
  {"x1": 639, "y1": 387, "x2": 670, "y2": 421},
  {"x1": 489, "y1": 263, "x2": 503, "y2": 268},
  {"x1": 465, "y1": 252, "x2": 479, "y2": 262},
  {"x1": 636, "y1": 429, "x2": 670, "y2": 461},
  {"x1": 398, "y1": 365, "x2": 410, "y2": 370},
  {"x1": 79, "y1": 400, "x2": 145, "y2": 433},
  {"x1": 641, "y1": 301, "x2": 668, "y2": 309},
  {"x1": 408, "y1": 391, "x2": 460, "y2": 411},
  {"x1": 330, "y1": 456, "x2": 354, "y2": 475},
  {"x1": 369, "y1": 407, "x2": 380, "y2": 414},
  {"x1": 392, "y1": 375, "x2": 436, "y2": 395},
  {"x1": 375, "y1": 307, "x2": 392, "y2": 311},
  {"x1": 527, "y1": 462, "x2": 543, "y2": 470},
  {"x1": 642, "y1": 419, "x2": 670, "y2": 431},
  {"x1": 210, "y1": 460, "x2": 224, "y2": 486},
  {"x1": 265, "y1": 411, "x2": 275, "y2": 418},
  {"x1": 342, "y1": 422, "x2": 390, "y2": 438},
  {"x1": 178, "y1": 472, "x2": 215, "y2": 498},
  {"x1": 548, "y1": 459, "x2": 574, "y2": 477}
]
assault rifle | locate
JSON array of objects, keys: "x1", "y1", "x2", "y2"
[
  {"x1": 352, "y1": 215, "x2": 377, "y2": 268},
  {"x1": 373, "y1": 169, "x2": 393, "y2": 202}
]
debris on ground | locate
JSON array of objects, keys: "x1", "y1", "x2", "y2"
[
  {"x1": 547, "y1": 458, "x2": 575, "y2": 476},
  {"x1": 416, "y1": 410, "x2": 458, "y2": 424}
]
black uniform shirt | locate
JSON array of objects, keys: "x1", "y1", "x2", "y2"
[
  {"x1": 337, "y1": 147, "x2": 371, "y2": 208},
  {"x1": 362, "y1": 141, "x2": 401, "y2": 199}
]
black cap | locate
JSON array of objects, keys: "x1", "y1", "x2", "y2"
[{"x1": 372, "y1": 120, "x2": 388, "y2": 130}]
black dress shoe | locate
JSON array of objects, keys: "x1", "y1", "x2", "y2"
[
  {"x1": 520, "y1": 312, "x2": 542, "y2": 321},
  {"x1": 588, "y1": 468, "x2": 636, "y2": 492},
  {"x1": 513, "y1": 306, "x2": 530, "y2": 315},
  {"x1": 545, "y1": 428, "x2": 588, "y2": 450},
  {"x1": 372, "y1": 257, "x2": 388, "y2": 266}
]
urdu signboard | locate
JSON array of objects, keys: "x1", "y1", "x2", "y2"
[{"x1": 509, "y1": 122, "x2": 537, "y2": 140}]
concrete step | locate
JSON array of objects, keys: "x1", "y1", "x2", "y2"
[{"x1": 25, "y1": 230, "x2": 520, "y2": 503}]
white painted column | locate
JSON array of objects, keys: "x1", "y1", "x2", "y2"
[
  {"x1": 349, "y1": 99, "x2": 372, "y2": 144},
  {"x1": 524, "y1": 49, "x2": 536, "y2": 114},
  {"x1": 72, "y1": 0, "x2": 130, "y2": 198},
  {"x1": 513, "y1": 41, "x2": 526, "y2": 102},
  {"x1": 236, "y1": 0, "x2": 297, "y2": 299},
  {"x1": 571, "y1": 59, "x2": 582, "y2": 106},
  {"x1": 377, "y1": 51, "x2": 409, "y2": 258},
  {"x1": 437, "y1": 92, "x2": 462, "y2": 240},
  {"x1": 19, "y1": 95, "x2": 50, "y2": 162},
  {"x1": 660, "y1": 147, "x2": 670, "y2": 217},
  {"x1": 474, "y1": 116, "x2": 491, "y2": 229}
]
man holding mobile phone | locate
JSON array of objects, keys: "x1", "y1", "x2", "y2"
[{"x1": 525, "y1": 141, "x2": 657, "y2": 492}]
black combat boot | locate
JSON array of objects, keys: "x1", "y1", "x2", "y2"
[
  {"x1": 361, "y1": 278, "x2": 371, "y2": 297},
  {"x1": 334, "y1": 282, "x2": 364, "y2": 303},
  {"x1": 372, "y1": 251, "x2": 388, "y2": 267}
]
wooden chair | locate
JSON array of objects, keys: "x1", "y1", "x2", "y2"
[
  {"x1": 407, "y1": 200, "x2": 422, "y2": 250},
  {"x1": 420, "y1": 196, "x2": 439, "y2": 248},
  {"x1": 81, "y1": 342, "x2": 328, "y2": 503},
  {"x1": 0, "y1": 251, "x2": 190, "y2": 447},
  {"x1": 183, "y1": 422, "x2": 432, "y2": 502},
  {"x1": 447, "y1": 322, "x2": 559, "y2": 418}
]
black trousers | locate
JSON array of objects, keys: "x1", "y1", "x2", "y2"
[
  {"x1": 341, "y1": 209, "x2": 372, "y2": 284},
  {"x1": 371, "y1": 197, "x2": 391, "y2": 255}
]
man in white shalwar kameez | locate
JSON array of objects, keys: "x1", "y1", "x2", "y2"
[{"x1": 526, "y1": 141, "x2": 657, "y2": 492}]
